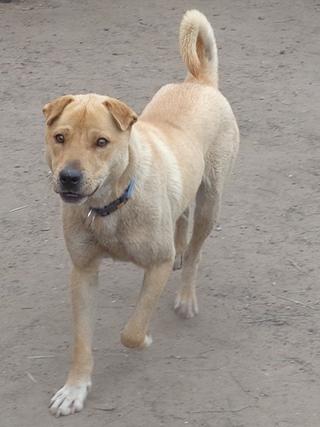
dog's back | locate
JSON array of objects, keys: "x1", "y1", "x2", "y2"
[{"x1": 139, "y1": 10, "x2": 239, "y2": 178}]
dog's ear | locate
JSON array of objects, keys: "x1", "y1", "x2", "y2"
[
  {"x1": 104, "y1": 98, "x2": 137, "y2": 131},
  {"x1": 42, "y1": 95, "x2": 74, "y2": 126}
]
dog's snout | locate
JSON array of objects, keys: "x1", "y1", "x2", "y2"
[{"x1": 59, "y1": 167, "x2": 83, "y2": 190}]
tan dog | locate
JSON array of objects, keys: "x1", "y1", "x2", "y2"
[{"x1": 43, "y1": 10, "x2": 239, "y2": 416}]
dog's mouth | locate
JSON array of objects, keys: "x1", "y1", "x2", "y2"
[
  {"x1": 58, "y1": 185, "x2": 100, "y2": 204},
  {"x1": 60, "y1": 192, "x2": 87, "y2": 204}
]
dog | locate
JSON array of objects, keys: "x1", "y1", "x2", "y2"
[{"x1": 43, "y1": 10, "x2": 239, "y2": 416}]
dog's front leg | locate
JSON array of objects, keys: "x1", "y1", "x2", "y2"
[
  {"x1": 49, "y1": 263, "x2": 99, "y2": 416},
  {"x1": 121, "y1": 259, "x2": 173, "y2": 348}
]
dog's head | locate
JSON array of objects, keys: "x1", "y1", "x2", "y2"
[{"x1": 43, "y1": 94, "x2": 137, "y2": 204}]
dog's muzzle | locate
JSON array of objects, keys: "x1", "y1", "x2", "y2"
[{"x1": 58, "y1": 167, "x2": 85, "y2": 203}]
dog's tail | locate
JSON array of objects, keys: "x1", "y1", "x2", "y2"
[{"x1": 179, "y1": 10, "x2": 218, "y2": 87}]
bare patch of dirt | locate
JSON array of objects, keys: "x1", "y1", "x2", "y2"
[{"x1": 0, "y1": 1, "x2": 319, "y2": 426}]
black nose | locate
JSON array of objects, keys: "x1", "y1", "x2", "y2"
[{"x1": 59, "y1": 167, "x2": 82, "y2": 190}]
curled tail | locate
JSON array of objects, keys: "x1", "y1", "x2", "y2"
[{"x1": 179, "y1": 10, "x2": 218, "y2": 87}]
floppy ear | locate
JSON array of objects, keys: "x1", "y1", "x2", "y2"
[
  {"x1": 42, "y1": 95, "x2": 74, "y2": 126},
  {"x1": 104, "y1": 98, "x2": 137, "y2": 131}
]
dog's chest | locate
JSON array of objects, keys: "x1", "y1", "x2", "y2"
[
  {"x1": 89, "y1": 211, "x2": 172, "y2": 267},
  {"x1": 89, "y1": 214, "x2": 142, "y2": 263},
  {"x1": 91, "y1": 215, "x2": 125, "y2": 255}
]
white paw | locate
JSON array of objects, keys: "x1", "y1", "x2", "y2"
[
  {"x1": 49, "y1": 381, "x2": 91, "y2": 417},
  {"x1": 174, "y1": 290, "x2": 199, "y2": 319}
]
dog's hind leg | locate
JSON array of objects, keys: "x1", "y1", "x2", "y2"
[
  {"x1": 174, "y1": 176, "x2": 221, "y2": 319},
  {"x1": 173, "y1": 207, "x2": 190, "y2": 270}
]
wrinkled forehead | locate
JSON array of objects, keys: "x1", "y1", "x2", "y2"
[{"x1": 55, "y1": 96, "x2": 115, "y2": 131}]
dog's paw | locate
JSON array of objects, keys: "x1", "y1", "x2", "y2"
[
  {"x1": 121, "y1": 329, "x2": 153, "y2": 349},
  {"x1": 174, "y1": 290, "x2": 199, "y2": 319},
  {"x1": 49, "y1": 381, "x2": 91, "y2": 417}
]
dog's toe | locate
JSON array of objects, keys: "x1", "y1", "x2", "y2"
[
  {"x1": 174, "y1": 291, "x2": 198, "y2": 319},
  {"x1": 49, "y1": 382, "x2": 90, "y2": 417}
]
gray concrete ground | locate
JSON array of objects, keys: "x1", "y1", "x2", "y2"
[{"x1": 0, "y1": 1, "x2": 319, "y2": 426}]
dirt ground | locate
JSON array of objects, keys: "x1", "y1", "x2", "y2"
[{"x1": 1, "y1": 0, "x2": 320, "y2": 426}]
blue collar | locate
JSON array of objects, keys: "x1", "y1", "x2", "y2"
[{"x1": 89, "y1": 179, "x2": 135, "y2": 217}]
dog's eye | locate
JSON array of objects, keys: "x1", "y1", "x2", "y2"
[
  {"x1": 96, "y1": 137, "x2": 109, "y2": 148},
  {"x1": 55, "y1": 134, "x2": 65, "y2": 144}
]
